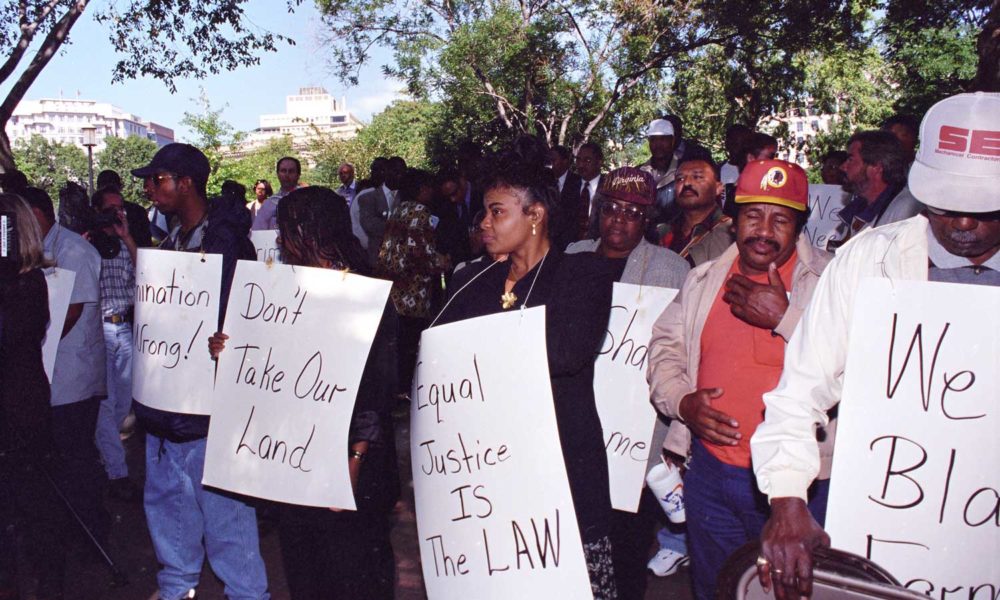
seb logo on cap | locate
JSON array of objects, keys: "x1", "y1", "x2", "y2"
[{"x1": 937, "y1": 125, "x2": 1000, "y2": 157}]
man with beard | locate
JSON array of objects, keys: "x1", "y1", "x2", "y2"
[
  {"x1": 751, "y1": 92, "x2": 999, "y2": 600},
  {"x1": 567, "y1": 167, "x2": 690, "y2": 599},
  {"x1": 826, "y1": 130, "x2": 922, "y2": 251},
  {"x1": 647, "y1": 159, "x2": 836, "y2": 600},
  {"x1": 658, "y1": 158, "x2": 734, "y2": 266}
]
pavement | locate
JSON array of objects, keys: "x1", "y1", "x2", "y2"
[{"x1": 20, "y1": 408, "x2": 693, "y2": 600}]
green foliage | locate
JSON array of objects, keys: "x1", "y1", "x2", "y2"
[
  {"x1": 13, "y1": 134, "x2": 88, "y2": 194},
  {"x1": 95, "y1": 135, "x2": 159, "y2": 206},
  {"x1": 309, "y1": 99, "x2": 438, "y2": 186},
  {"x1": 316, "y1": 0, "x2": 872, "y2": 153},
  {"x1": 218, "y1": 137, "x2": 297, "y2": 200},
  {"x1": 180, "y1": 90, "x2": 247, "y2": 196}
]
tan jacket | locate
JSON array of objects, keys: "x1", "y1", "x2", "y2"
[{"x1": 646, "y1": 235, "x2": 838, "y2": 479}]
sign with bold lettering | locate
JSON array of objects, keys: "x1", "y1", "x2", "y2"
[
  {"x1": 594, "y1": 283, "x2": 678, "y2": 512},
  {"x1": 41, "y1": 267, "x2": 76, "y2": 383},
  {"x1": 827, "y1": 279, "x2": 999, "y2": 594},
  {"x1": 803, "y1": 184, "x2": 849, "y2": 250},
  {"x1": 203, "y1": 260, "x2": 391, "y2": 509},
  {"x1": 250, "y1": 230, "x2": 282, "y2": 264},
  {"x1": 132, "y1": 248, "x2": 221, "y2": 415},
  {"x1": 411, "y1": 308, "x2": 593, "y2": 599}
]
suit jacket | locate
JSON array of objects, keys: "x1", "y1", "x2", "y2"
[
  {"x1": 358, "y1": 186, "x2": 392, "y2": 264},
  {"x1": 553, "y1": 172, "x2": 583, "y2": 249},
  {"x1": 434, "y1": 187, "x2": 484, "y2": 268}
]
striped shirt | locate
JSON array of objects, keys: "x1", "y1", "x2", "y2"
[{"x1": 99, "y1": 239, "x2": 135, "y2": 317}]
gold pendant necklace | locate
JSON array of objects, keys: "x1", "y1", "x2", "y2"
[{"x1": 500, "y1": 290, "x2": 518, "y2": 309}]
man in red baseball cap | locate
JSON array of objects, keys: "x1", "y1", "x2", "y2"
[{"x1": 648, "y1": 159, "x2": 836, "y2": 600}]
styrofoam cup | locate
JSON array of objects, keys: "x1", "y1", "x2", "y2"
[{"x1": 646, "y1": 461, "x2": 686, "y2": 523}]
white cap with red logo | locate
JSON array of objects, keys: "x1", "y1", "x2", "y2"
[{"x1": 908, "y1": 92, "x2": 1000, "y2": 213}]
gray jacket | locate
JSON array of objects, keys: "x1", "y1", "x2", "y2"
[{"x1": 567, "y1": 237, "x2": 690, "y2": 474}]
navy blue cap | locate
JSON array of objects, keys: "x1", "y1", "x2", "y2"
[{"x1": 131, "y1": 143, "x2": 210, "y2": 183}]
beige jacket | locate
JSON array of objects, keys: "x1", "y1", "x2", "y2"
[{"x1": 646, "y1": 235, "x2": 838, "y2": 479}]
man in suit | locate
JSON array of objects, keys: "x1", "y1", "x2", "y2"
[
  {"x1": 435, "y1": 168, "x2": 483, "y2": 268},
  {"x1": 359, "y1": 156, "x2": 406, "y2": 264},
  {"x1": 575, "y1": 142, "x2": 604, "y2": 240},
  {"x1": 550, "y1": 145, "x2": 583, "y2": 249}
]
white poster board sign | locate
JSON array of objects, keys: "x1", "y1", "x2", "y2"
[
  {"x1": 132, "y1": 248, "x2": 221, "y2": 415},
  {"x1": 594, "y1": 283, "x2": 678, "y2": 512},
  {"x1": 203, "y1": 260, "x2": 391, "y2": 509},
  {"x1": 827, "y1": 278, "x2": 999, "y2": 594},
  {"x1": 41, "y1": 267, "x2": 76, "y2": 383},
  {"x1": 250, "y1": 230, "x2": 282, "y2": 264},
  {"x1": 803, "y1": 184, "x2": 849, "y2": 249},
  {"x1": 411, "y1": 308, "x2": 593, "y2": 599}
]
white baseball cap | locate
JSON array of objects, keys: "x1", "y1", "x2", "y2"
[
  {"x1": 908, "y1": 92, "x2": 1000, "y2": 213},
  {"x1": 646, "y1": 119, "x2": 675, "y2": 138}
]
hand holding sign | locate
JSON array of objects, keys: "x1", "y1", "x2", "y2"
[{"x1": 723, "y1": 263, "x2": 789, "y2": 330}]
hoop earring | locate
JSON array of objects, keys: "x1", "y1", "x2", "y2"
[{"x1": 531, "y1": 222, "x2": 537, "y2": 236}]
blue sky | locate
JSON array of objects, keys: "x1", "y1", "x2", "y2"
[{"x1": 0, "y1": 2, "x2": 404, "y2": 141}]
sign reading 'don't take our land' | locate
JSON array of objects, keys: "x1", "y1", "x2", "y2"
[
  {"x1": 250, "y1": 229, "x2": 282, "y2": 264},
  {"x1": 802, "y1": 184, "x2": 850, "y2": 250},
  {"x1": 203, "y1": 260, "x2": 390, "y2": 509},
  {"x1": 411, "y1": 308, "x2": 593, "y2": 600},
  {"x1": 132, "y1": 248, "x2": 221, "y2": 415},
  {"x1": 594, "y1": 282, "x2": 678, "y2": 513},
  {"x1": 826, "y1": 278, "x2": 999, "y2": 595}
]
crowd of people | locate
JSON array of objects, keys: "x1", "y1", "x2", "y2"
[{"x1": 0, "y1": 90, "x2": 996, "y2": 600}]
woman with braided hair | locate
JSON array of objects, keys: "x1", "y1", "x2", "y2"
[{"x1": 210, "y1": 186, "x2": 399, "y2": 599}]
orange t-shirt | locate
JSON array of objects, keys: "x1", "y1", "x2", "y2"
[{"x1": 696, "y1": 253, "x2": 797, "y2": 467}]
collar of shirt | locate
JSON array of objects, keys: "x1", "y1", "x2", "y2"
[
  {"x1": 558, "y1": 172, "x2": 567, "y2": 190},
  {"x1": 927, "y1": 227, "x2": 1000, "y2": 271},
  {"x1": 382, "y1": 184, "x2": 396, "y2": 208},
  {"x1": 840, "y1": 184, "x2": 901, "y2": 226},
  {"x1": 584, "y1": 176, "x2": 601, "y2": 195}
]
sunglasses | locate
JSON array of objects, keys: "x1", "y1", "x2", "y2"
[
  {"x1": 600, "y1": 202, "x2": 645, "y2": 222},
  {"x1": 144, "y1": 173, "x2": 179, "y2": 187},
  {"x1": 925, "y1": 206, "x2": 1000, "y2": 222}
]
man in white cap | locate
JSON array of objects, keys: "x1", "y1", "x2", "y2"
[
  {"x1": 640, "y1": 118, "x2": 679, "y2": 214},
  {"x1": 749, "y1": 92, "x2": 1000, "y2": 599}
]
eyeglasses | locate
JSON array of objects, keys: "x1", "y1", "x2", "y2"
[
  {"x1": 600, "y1": 201, "x2": 645, "y2": 222},
  {"x1": 144, "y1": 173, "x2": 179, "y2": 187}
]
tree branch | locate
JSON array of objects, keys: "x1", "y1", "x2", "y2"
[
  {"x1": 0, "y1": 0, "x2": 91, "y2": 123},
  {"x1": 0, "y1": 0, "x2": 64, "y2": 85}
]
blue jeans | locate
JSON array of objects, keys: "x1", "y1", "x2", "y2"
[
  {"x1": 144, "y1": 435, "x2": 269, "y2": 600},
  {"x1": 656, "y1": 523, "x2": 688, "y2": 555},
  {"x1": 97, "y1": 321, "x2": 132, "y2": 479},
  {"x1": 684, "y1": 440, "x2": 828, "y2": 600}
]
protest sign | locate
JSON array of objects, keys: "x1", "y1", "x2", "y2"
[
  {"x1": 250, "y1": 229, "x2": 282, "y2": 264},
  {"x1": 827, "y1": 278, "x2": 999, "y2": 594},
  {"x1": 594, "y1": 283, "x2": 678, "y2": 512},
  {"x1": 803, "y1": 184, "x2": 849, "y2": 249},
  {"x1": 41, "y1": 267, "x2": 75, "y2": 383},
  {"x1": 411, "y1": 308, "x2": 593, "y2": 599},
  {"x1": 132, "y1": 248, "x2": 221, "y2": 415},
  {"x1": 203, "y1": 260, "x2": 391, "y2": 509}
]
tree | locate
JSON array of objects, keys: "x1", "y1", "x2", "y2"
[
  {"x1": 219, "y1": 136, "x2": 296, "y2": 198},
  {"x1": 180, "y1": 90, "x2": 247, "y2": 196},
  {"x1": 0, "y1": 0, "x2": 300, "y2": 171},
  {"x1": 881, "y1": 0, "x2": 988, "y2": 114},
  {"x1": 13, "y1": 133, "x2": 87, "y2": 192},
  {"x1": 95, "y1": 135, "x2": 159, "y2": 205},
  {"x1": 309, "y1": 99, "x2": 438, "y2": 186},
  {"x1": 316, "y1": 0, "x2": 868, "y2": 152}
]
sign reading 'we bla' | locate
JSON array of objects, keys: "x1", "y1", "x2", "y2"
[{"x1": 827, "y1": 279, "x2": 999, "y2": 596}]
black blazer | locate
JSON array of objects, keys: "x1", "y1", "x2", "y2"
[{"x1": 432, "y1": 250, "x2": 615, "y2": 543}]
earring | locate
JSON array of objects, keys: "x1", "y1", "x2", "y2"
[{"x1": 531, "y1": 223, "x2": 537, "y2": 236}]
